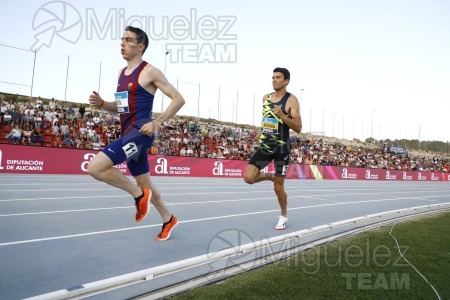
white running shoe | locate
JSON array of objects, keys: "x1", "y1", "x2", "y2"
[{"x1": 275, "y1": 215, "x2": 288, "y2": 230}]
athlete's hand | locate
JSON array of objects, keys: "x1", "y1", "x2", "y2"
[
  {"x1": 273, "y1": 105, "x2": 285, "y2": 118},
  {"x1": 140, "y1": 120, "x2": 161, "y2": 136},
  {"x1": 89, "y1": 91, "x2": 103, "y2": 107}
]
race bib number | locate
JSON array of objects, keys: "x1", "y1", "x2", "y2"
[
  {"x1": 114, "y1": 91, "x2": 130, "y2": 114},
  {"x1": 122, "y1": 142, "x2": 138, "y2": 158},
  {"x1": 260, "y1": 117, "x2": 278, "y2": 134},
  {"x1": 282, "y1": 165, "x2": 289, "y2": 176}
]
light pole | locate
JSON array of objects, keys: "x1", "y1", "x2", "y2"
[
  {"x1": 333, "y1": 112, "x2": 335, "y2": 137},
  {"x1": 236, "y1": 90, "x2": 238, "y2": 124},
  {"x1": 299, "y1": 89, "x2": 304, "y2": 115},
  {"x1": 309, "y1": 107, "x2": 312, "y2": 134},
  {"x1": 253, "y1": 93, "x2": 256, "y2": 126},
  {"x1": 352, "y1": 117, "x2": 355, "y2": 140},
  {"x1": 418, "y1": 125, "x2": 421, "y2": 151},
  {"x1": 371, "y1": 109, "x2": 376, "y2": 142},
  {"x1": 218, "y1": 86, "x2": 220, "y2": 121},
  {"x1": 161, "y1": 51, "x2": 169, "y2": 113}
]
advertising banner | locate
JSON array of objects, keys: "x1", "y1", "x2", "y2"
[{"x1": 0, "y1": 144, "x2": 448, "y2": 182}]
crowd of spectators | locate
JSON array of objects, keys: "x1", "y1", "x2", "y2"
[
  {"x1": 1, "y1": 95, "x2": 448, "y2": 173},
  {"x1": 1, "y1": 97, "x2": 114, "y2": 150}
]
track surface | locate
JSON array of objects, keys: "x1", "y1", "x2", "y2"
[{"x1": 0, "y1": 174, "x2": 449, "y2": 299}]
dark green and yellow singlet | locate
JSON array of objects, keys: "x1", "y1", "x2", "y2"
[{"x1": 259, "y1": 92, "x2": 291, "y2": 154}]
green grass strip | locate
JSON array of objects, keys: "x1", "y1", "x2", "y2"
[{"x1": 172, "y1": 211, "x2": 450, "y2": 299}]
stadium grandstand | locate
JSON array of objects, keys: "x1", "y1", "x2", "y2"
[{"x1": 0, "y1": 92, "x2": 448, "y2": 173}]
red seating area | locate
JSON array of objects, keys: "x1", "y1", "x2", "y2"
[{"x1": 0, "y1": 124, "x2": 11, "y2": 144}]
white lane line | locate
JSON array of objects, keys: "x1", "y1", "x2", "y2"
[
  {"x1": 2, "y1": 184, "x2": 448, "y2": 193},
  {"x1": 0, "y1": 183, "x2": 102, "y2": 186},
  {"x1": 0, "y1": 188, "x2": 279, "y2": 201},
  {"x1": 1, "y1": 197, "x2": 447, "y2": 247},
  {"x1": 0, "y1": 226, "x2": 158, "y2": 247},
  {"x1": 0, "y1": 195, "x2": 129, "y2": 202},
  {"x1": 0, "y1": 186, "x2": 268, "y2": 192},
  {"x1": 0, "y1": 181, "x2": 247, "y2": 186},
  {"x1": 0, "y1": 206, "x2": 132, "y2": 217},
  {"x1": 1, "y1": 188, "x2": 447, "y2": 202},
  {"x1": 1, "y1": 195, "x2": 446, "y2": 217},
  {"x1": 0, "y1": 195, "x2": 314, "y2": 216}
]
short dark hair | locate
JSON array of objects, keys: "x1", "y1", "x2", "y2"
[
  {"x1": 273, "y1": 67, "x2": 290, "y2": 80},
  {"x1": 125, "y1": 26, "x2": 149, "y2": 55}
]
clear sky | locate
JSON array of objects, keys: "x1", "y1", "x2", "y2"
[{"x1": 1, "y1": 0, "x2": 449, "y2": 143}]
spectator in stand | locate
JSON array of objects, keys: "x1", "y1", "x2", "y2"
[
  {"x1": 0, "y1": 100, "x2": 6, "y2": 123},
  {"x1": 90, "y1": 130, "x2": 100, "y2": 143},
  {"x1": 78, "y1": 131, "x2": 90, "y2": 149},
  {"x1": 113, "y1": 126, "x2": 121, "y2": 140},
  {"x1": 217, "y1": 148, "x2": 224, "y2": 158},
  {"x1": 18, "y1": 102, "x2": 26, "y2": 114},
  {"x1": 29, "y1": 105, "x2": 36, "y2": 117},
  {"x1": 150, "y1": 144, "x2": 158, "y2": 154},
  {"x1": 92, "y1": 112, "x2": 101, "y2": 128},
  {"x1": 62, "y1": 129, "x2": 76, "y2": 148},
  {"x1": 186, "y1": 145, "x2": 194, "y2": 156},
  {"x1": 52, "y1": 113, "x2": 60, "y2": 126},
  {"x1": 67, "y1": 106, "x2": 74, "y2": 117},
  {"x1": 30, "y1": 127, "x2": 44, "y2": 145},
  {"x1": 60, "y1": 119, "x2": 69, "y2": 133},
  {"x1": 87, "y1": 125, "x2": 96, "y2": 138},
  {"x1": 75, "y1": 113, "x2": 84, "y2": 127},
  {"x1": 11, "y1": 109, "x2": 22, "y2": 126},
  {"x1": 78, "y1": 121, "x2": 87, "y2": 135},
  {"x1": 45, "y1": 109, "x2": 54, "y2": 123},
  {"x1": 7, "y1": 124, "x2": 22, "y2": 144},
  {"x1": 180, "y1": 146, "x2": 187, "y2": 156},
  {"x1": 22, "y1": 125, "x2": 32, "y2": 145},
  {"x1": 86, "y1": 117, "x2": 95, "y2": 128},
  {"x1": 101, "y1": 121, "x2": 109, "y2": 133},
  {"x1": 90, "y1": 132, "x2": 103, "y2": 150},
  {"x1": 158, "y1": 143, "x2": 165, "y2": 155},
  {"x1": 52, "y1": 121, "x2": 60, "y2": 136},
  {"x1": 23, "y1": 111, "x2": 34, "y2": 123},
  {"x1": 52, "y1": 135, "x2": 62, "y2": 147},
  {"x1": 49, "y1": 98, "x2": 57, "y2": 110},
  {"x1": 3, "y1": 110, "x2": 12, "y2": 125},
  {"x1": 104, "y1": 129, "x2": 113, "y2": 144},
  {"x1": 6, "y1": 100, "x2": 15, "y2": 112},
  {"x1": 36, "y1": 96, "x2": 43, "y2": 110},
  {"x1": 79, "y1": 104, "x2": 86, "y2": 118},
  {"x1": 199, "y1": 147, "x2": 206, "y2": 158}
]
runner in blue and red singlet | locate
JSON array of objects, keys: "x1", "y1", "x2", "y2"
[{"x1": 88, "y1": 26, "x2": 185, "y2": 241}]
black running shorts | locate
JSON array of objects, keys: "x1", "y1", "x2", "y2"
[{"x1": 248, "y1": 148, "x2": 290, "y2": 177}]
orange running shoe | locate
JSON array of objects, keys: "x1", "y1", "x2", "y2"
[
  {"x1": 155, "y1": 215, "x2": 178, "y2": 241},
  {"x1": 135, "y1": 187, "x2": 151, "y2": 222}
]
